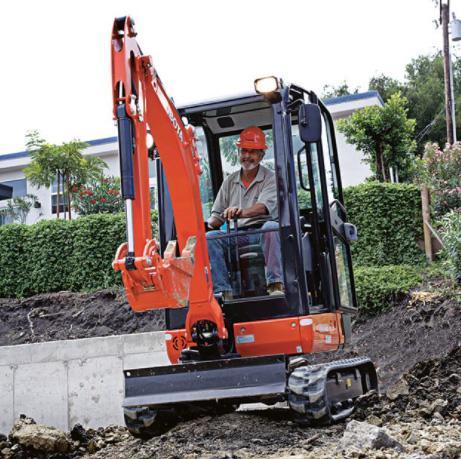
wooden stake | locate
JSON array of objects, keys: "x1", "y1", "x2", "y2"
[{"x1": 421, "y1": 185, "x2": 433, "y2": 262}]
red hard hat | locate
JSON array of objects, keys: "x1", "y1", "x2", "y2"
[{"x1": 236, "y1": 126, "x2": 267, "y2": 150}]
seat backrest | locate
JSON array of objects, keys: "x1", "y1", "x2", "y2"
[{"x1": 302, "y1": 233, "x2": 313, "y2": 272}]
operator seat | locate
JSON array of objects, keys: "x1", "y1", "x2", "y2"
[{"x1": 237, "y1": 244, "x2": 267, "y2": 297}]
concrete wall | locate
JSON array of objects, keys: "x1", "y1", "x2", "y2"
[{"x1": 0, "y1": 331, "x2": 168, "y2": 435}]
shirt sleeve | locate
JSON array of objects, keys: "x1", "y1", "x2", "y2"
[
  {"x1": 256, "y1": 172, "x2": 277, "y2": 218},
  {"x1": 207, "y1": 178, "x2": 229, "y2": 225}
]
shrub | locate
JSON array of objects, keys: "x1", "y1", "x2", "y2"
[
  {"x1": 67, "y1": 213, "x2": 127, "y2": 291},
  {"x1": 354, "y1": 265, "x2": 421, "y2": 316},
  {"x1": 344, "y1": 182, "x2": 423, "y2": 266},
  {"x1": 72, "y1": 176, "x2": 124, "y2": 215},
  {"x1": 417, "y1": 142, "x2": 461, "y2": 217},
  {"x1": 0, "y1": 211, "x2": 161, "y2": 298},
  {"x1": 439, "y1": 210, "x2": 461, "y2": 281},
  {"x1": 0, "y1": 224, "x2": 30, "y2": 297},
  {"x1": 22, "y1": 219, "x2": 75, "y2": 296}
]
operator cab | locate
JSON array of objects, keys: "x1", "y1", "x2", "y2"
[{"x1": 157, "y1": 79, "x2": 357, "y2": 329}]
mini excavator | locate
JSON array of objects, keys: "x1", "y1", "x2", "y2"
[{"x1": 111, "y1": 16, "x2": 377, "y2": 438}]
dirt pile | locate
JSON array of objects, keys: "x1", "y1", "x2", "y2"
[
  {"x1": 0, "y1": 289, "x2": 164, "y2": 346},
  {"x1": 350, "y1": 288, "x2": 461, "y2": 388},
  {"x1": 353, "y1": 346, "x2": 461, "y2": 425},
  {"x1": 2, "y1": 282, "x2": 461, "y2": 457},
  {"x1": 3, "y1": 348, "x2": 461, "y2": 458}
]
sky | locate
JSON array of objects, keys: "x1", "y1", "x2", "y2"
[{"x1": 1, "y1": 0, "x2": 460, "y2": 154}]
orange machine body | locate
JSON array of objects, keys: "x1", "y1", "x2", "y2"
[{"x1": 165, "y1": 312, "x2": 344, "y2": 364}]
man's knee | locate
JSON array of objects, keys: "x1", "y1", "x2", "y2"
[
  {"x1": 206, "y1": 230, "x2": 221, "y2": 240},
  {"x1": 261, "y1": 221, "x2": 279, "y2": 230}
]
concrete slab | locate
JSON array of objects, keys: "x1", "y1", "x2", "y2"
[
  {"x1": 122, "y1": 331, "x2": 165, "y2": 355},
  {"x1": 123, "y1": 351, "x2": 169, "y2": 370},
  {"x1": 56, "y1": 335, "x2": 122, "y2": 362},
  {"x1": 68, "y1": 356, "x2": 124, "y2": 429},
  {"x1": 0, "y1": 341, "x2": 59, "y2": 366},
  {"x1": 0, "y1": 365, "x2": 14, "y2": 435},
  {"x1": 14, "y1": 361, "x2": 68, "y2": 430}
]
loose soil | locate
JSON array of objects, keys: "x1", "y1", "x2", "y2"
[
  {"x1": 0, "y1": 289, "x2": 164, "y2": 346},
  {"x1": 1, "y1": 279, "x2": 461, "y2": 458}
]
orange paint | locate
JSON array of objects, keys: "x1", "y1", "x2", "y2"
[{"x1": 233, "y1": 312, "x2": 343, "y2": 358}]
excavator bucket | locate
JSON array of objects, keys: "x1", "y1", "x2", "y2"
[{"x1": 113, "y1": 237, "x2": 196, "y2": 312}]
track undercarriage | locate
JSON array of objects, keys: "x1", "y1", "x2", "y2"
[{"x1": 123, "y1": 354, "x2": 378, "y2": 438}]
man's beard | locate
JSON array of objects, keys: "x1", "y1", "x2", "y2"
[{"x1": 241, "y1": 161, "x2": 258, "y2": 171}]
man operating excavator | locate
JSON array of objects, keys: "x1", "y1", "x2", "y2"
[{"x1": 206, "y1": 126, "x2": 284, "y2": 299}]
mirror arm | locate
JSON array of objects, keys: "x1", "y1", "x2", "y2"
[{"x1": 297, "y1": 145, "x2": 310, "y2": 192}]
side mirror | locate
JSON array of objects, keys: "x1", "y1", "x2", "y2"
[
  {"x1": 343, "y1": 223, "x2": 358, "y2": 243},
  {"x1": 298, "y1": 104, "x2": 322, "y2": 143}
]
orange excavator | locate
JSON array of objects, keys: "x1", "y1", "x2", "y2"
[{"x1": 111, "y1": 16, "x2": 377, "y2": 437}]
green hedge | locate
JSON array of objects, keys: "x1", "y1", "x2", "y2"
[
  {"x1": 344, "y1": 182, "x2": 423, "y2": 266},
  {"x1": 354, "y1": 265, "x2": 422, "y2": 315},
  {"x1": 0, "y1": 224, "x2": 31, "y2": 297},
  {"x1": 0, "y1": 213, "x2": 159, "y2": 298}
]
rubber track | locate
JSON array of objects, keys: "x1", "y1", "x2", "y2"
[{"x1": 287, "y1": 356, "x2": 375, "y2": 426}]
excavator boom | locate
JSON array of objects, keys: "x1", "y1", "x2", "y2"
[{"x1": 111, "y1": 16, "x2": 226, "y2": 344}]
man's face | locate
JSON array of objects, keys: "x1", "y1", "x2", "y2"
[{"x1": 239, "y1": 148, "x2": 265, "y2": 171}]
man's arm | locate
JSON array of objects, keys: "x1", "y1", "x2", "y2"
[
  {"x1": 207, "y1": 178, "x2": 229, "y2": 229},
  {"x1": 223, "y1": 203, "x2": 268, "y2": 220}
]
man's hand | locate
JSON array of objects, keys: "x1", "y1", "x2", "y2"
[{"x1": 223, "y1": 206, "x2": 242, "y2": 220}]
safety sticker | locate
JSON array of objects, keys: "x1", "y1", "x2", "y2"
[{"x1": 236, "y1": 335, "x2": 255, "y2": 344}]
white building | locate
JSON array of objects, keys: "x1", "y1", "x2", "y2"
[{"x1": 0, "y1": 91, "x2": 383, "y2": 225}]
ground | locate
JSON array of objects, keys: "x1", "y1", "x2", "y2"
[
  {"x1": 0, "y1": 289, "x2": 164, "y2": 346},
  {"x1": 1, "y1": 277, "x2": 461, "y2": 458}
]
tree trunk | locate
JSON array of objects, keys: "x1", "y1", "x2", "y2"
[
  {"x1": 56, "y1": 173, "x2": 60, "y2": 219},
  {"x1": 62, "y1": 175, "x2": 67, "y2": 220},
  {"x1": 375, "y1": 144, "x2": 384, "y2": 182},
  {"x1": 66, "y1": 175, "x2": 72, "y2": 220}
]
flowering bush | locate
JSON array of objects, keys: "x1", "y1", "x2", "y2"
[
  {"x1": 419, "y1": 143, "x2": 461, "y2": 217},
  {"x1": 72, "y1": 176, "x2": 124, "y2": 215},
  {"x1": 439, "y1": 210, "x2": 461, "y2": 281}
]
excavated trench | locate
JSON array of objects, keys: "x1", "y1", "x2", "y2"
[{"x1": 1, "y1": 280, "x2": 461, "y2": 458}]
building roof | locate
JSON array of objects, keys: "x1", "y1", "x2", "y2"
[
  {"x1": 0, "y1": 91, "x2": 383, "y2": 161},
  {"x1": 323, "y1": 90, "x2": 384, "y2": 106}
]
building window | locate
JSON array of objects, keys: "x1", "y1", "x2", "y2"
[
  {"x1": 51, "y1": 195, "x2": 69, "y2": 214},
  {"x1": 0, "y1": 213, "x2": 13, "y2": 226},
  {"x1": 51, "y1": 177, "x2": 69, "y2": 214},
  {"x1": 0, "y1": 179, "x2": 27, "y2": 197}
]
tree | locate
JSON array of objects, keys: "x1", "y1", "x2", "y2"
[
  {"x1": 368, "y1": 74, "x2": 404, "y2": 102},
  {"x1": 57, "y1": 140, "x2": 107, "y2": 219},
  {"x1": 321, "y1": 81, "x2": 359, "y2": 99},
  {"x1": 403, "y1": 53, "x2": 447, "y2": 150},
  {"x1": 337, "y1": 93, "x2": 416, "y2": 182},
  {"x1": 24, "y1": 131, "x2": 107, "y2": 220},
  {"x1": 370, "y1": 53, "x2": 461, "y2": 151},
  {"x1": 24, "y1": 131, "x2": 62, "y2": 217}
]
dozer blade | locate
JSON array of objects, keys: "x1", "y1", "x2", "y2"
[
  {"x1": 124, "y1": 354, "x2": 287, "y2": 408},
  {"x1": 288, "y1": 356, "x2": 378, "y2": 425}
]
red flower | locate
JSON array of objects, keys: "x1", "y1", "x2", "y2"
[
  {"x1": 100, "y1": 198, "x2": 107, "y2": 203},
  {"x1": 71, "y1": 185, "x2": 79, "y2": 192},
  {"x1": 90, "y1": 199, "x2": 97, "y2": 204},
  {"x1": 87, "y1": 191, "x2": 94, "y2": 196}
]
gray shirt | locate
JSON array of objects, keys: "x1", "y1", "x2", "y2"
[{"x1": 208, "y1": 165, "x2": 278, "y2": 228}]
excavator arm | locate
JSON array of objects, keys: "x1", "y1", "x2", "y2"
[{"x1": 111, "y1": 16, "x2": 227, "y2": 347}]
